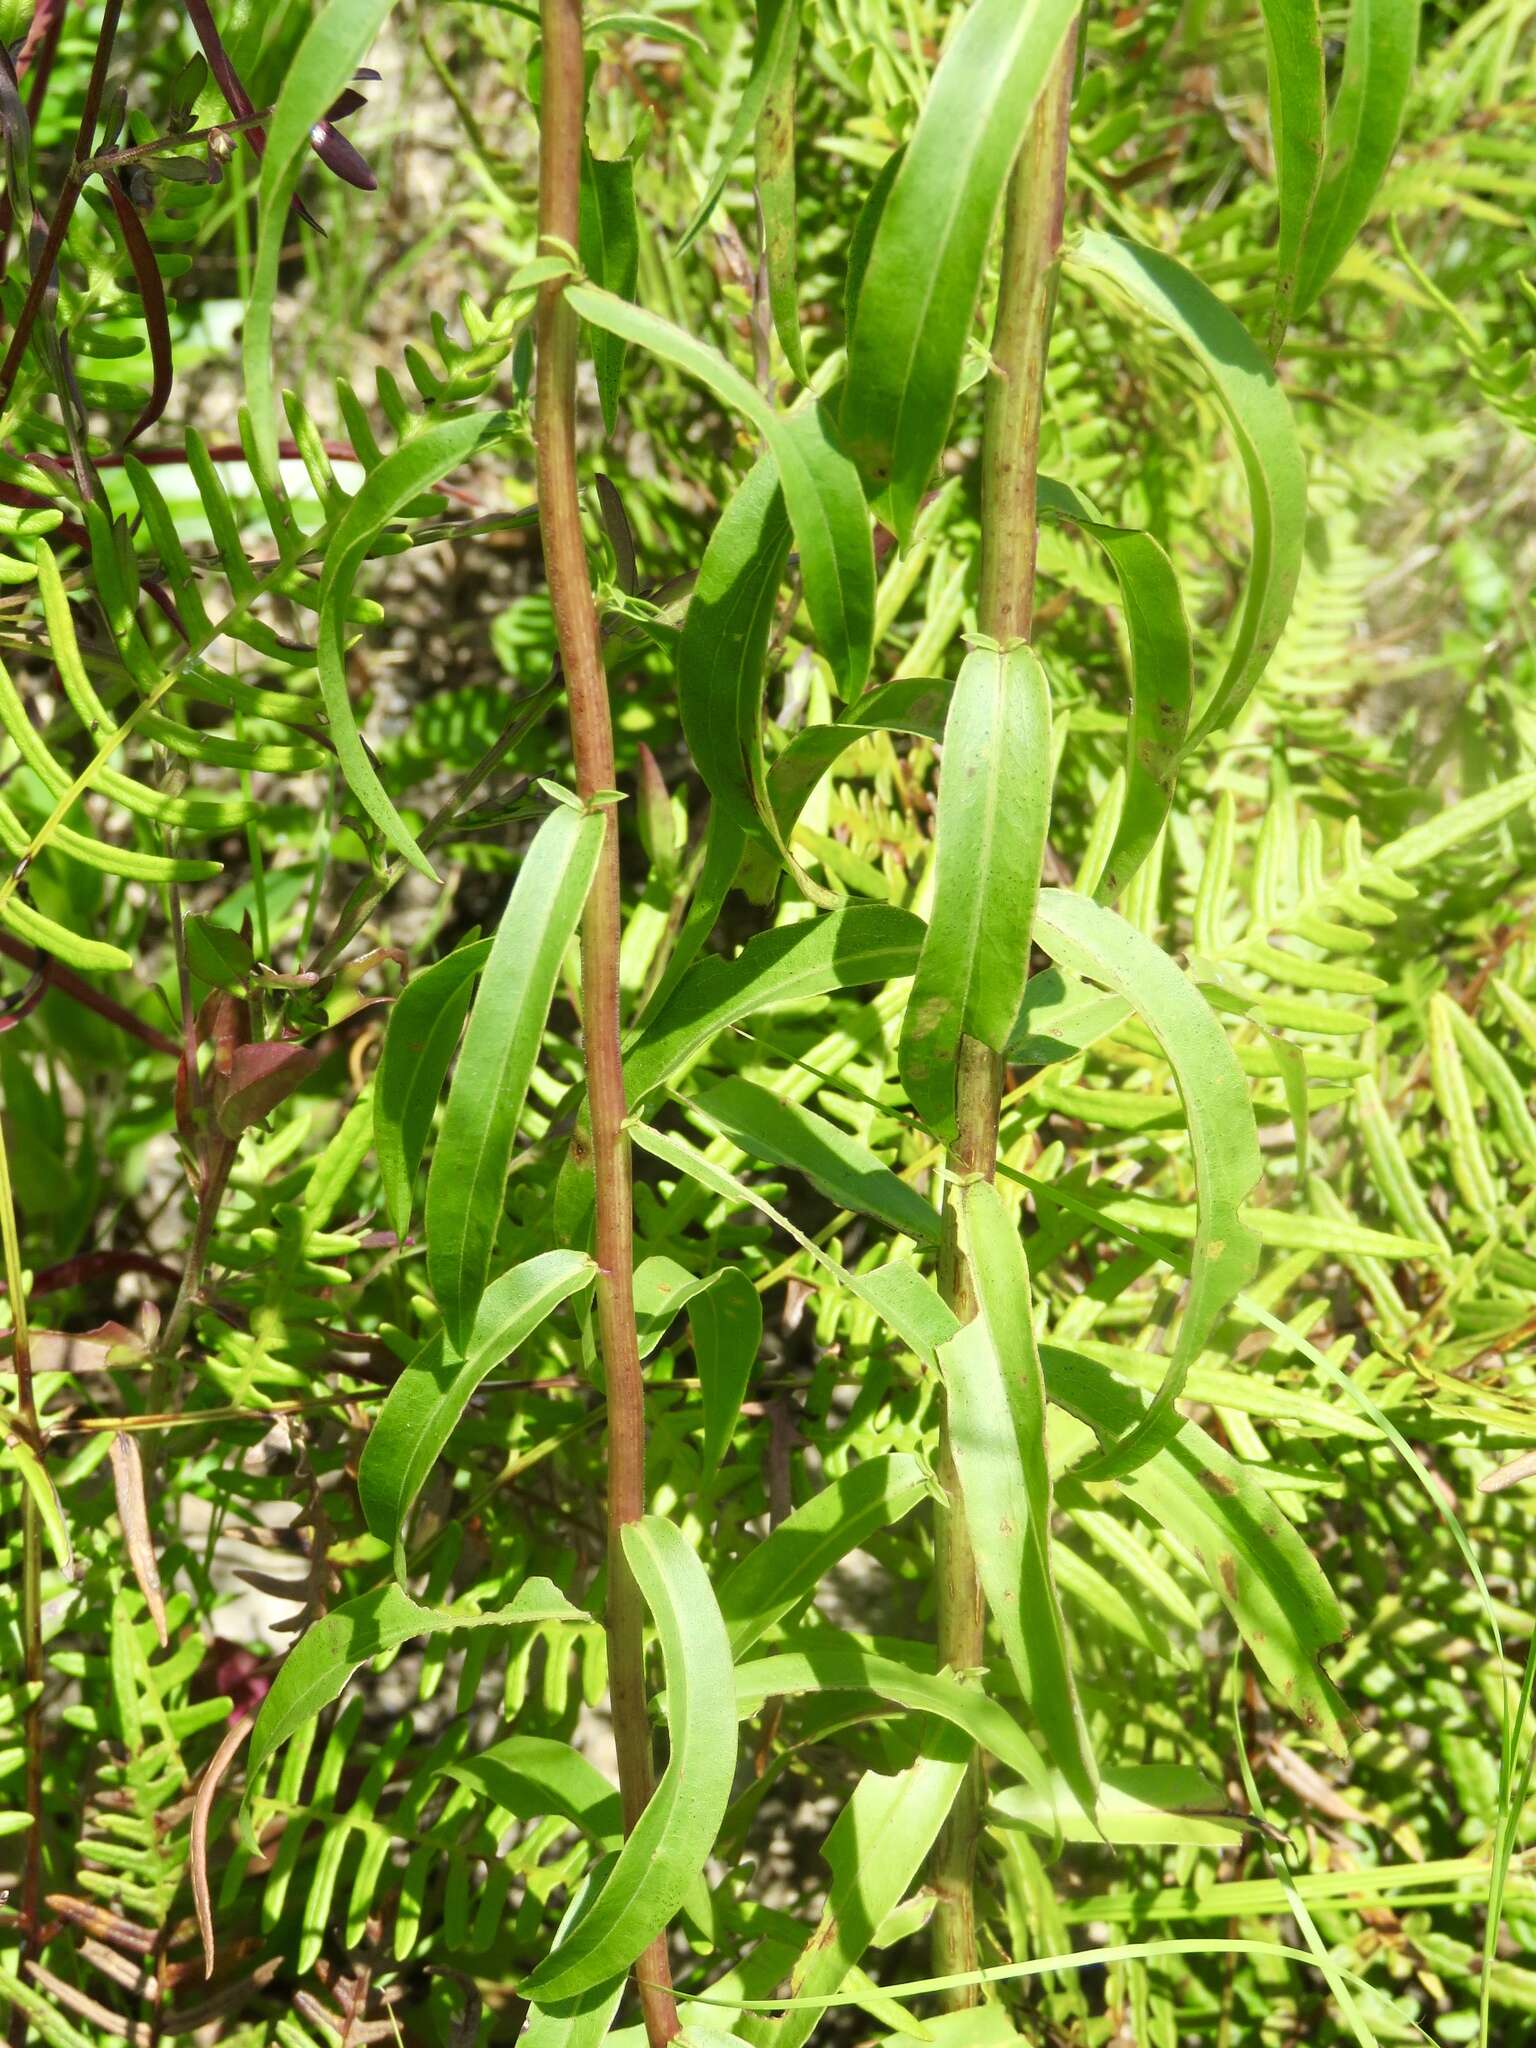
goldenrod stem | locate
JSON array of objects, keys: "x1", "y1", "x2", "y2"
[
  {"x1": 930, "y1": 29, "x2": 1078, "y2": 2003},
  {"x1": 534, "y1": 5, "x2": 677, "y2": 2041}
]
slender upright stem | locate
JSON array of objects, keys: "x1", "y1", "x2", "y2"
[
  {"x1": 534, "y1": 6, "x2": 677, "y2": 2043},
  {"x1": 929, "y1": 29, "x2": 1078, "y2": 2004}
]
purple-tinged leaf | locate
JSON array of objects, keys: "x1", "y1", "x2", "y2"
[
  {"x1": 213, "y1": 1040, "x2": 319, "y2": 1137},
  {"x1": 103, "y1": 176, "x2": 172, "y2": 443}
]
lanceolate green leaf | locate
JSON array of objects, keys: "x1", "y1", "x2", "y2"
[
  {"x1": 578, "y1": 149, "x2": 641, "y2": 435},
  {"x1": 940, "y1": 1181, "x2": 1098, "y2": 1818},
  {"x1": 1032, "y1": 889, "x2": 1262, "y2": 1480},
  {"x1": 993, "y1": 1763, "x2": 1243, "y2": 1846},
  {"x1": 247, "y1": 1578, "x2": 584, "y2": 1785},
  {"x1": 678, "y1": 0, "x2": 799, "y2": 253},
  {"x1": 374, "y1": 938, "x2": 491, "y2": 1242},
  {"x1": 245, "y1": 0, "x2": 398, "y2": 486},
  {"x1": 840, "y1": 0, "x2": 1082, "y2": 542},
  {"x1": 427, "y1": 804, "x2": 604, "y2": 1349},
  {"x1": 566, "y1": 284, "x2": 873, "y2": 695},
  {"x1": 717, "y1": 1453, "x2": 933, "y2": 1656},
  {"x1": 754, "y1": 0, "x2": 807, "y2": 382},
  {"x1": 741, "y1": 1733, "x2": 970, "y2": 2048},
  {"x1": 633, "y1": 1255, "x2": 763, "y2": 1474},
  {"x1": 1006, "y1": 966, "x2": 1132, "y2": 1065},
  {"x1": 559, "y1": 905, "x2": 923, "y2": 1243},
  {"x1": 676, "y1": 451, "x2": 792, "y2": 847},
  {"x1": 766, "y1": 676, "x2": 951, "y2": 847},
  {"x1": 1044, "y1": 1344, "x2": 1350, "y2": 1752},
  {"x1": 1292, "y1": 0, "x2": 1421, "y2": 318},
  {"x1": 319, "y1": 412, "x2": 514, "y2": 879},
  {"x1": 1037, "y1": 480, "x2": 1193, "y2": 902},
  {"x1": 899, "y1": 644, "x2": 1052, "y2": 1137},
  {"x1": 691, "y1": 1076, "x2": 942, "y2": 1242},
  {"x1": 521, "y1": 1518, "x2": 737, "y2": 2002},
  {"x1": 1258, "y1": 0, "x2": 1327, "y2": 346},
  {"x1": 1067, "y1": 232, "x2": 1306, "y2": 744},
  {"x1": 445, "y1": 1736, "x2": 622, "y2": 1842},
  {"x1": 630, "y1": 1121, "x2": 943, "y2": 1347},
  {"x1": 358, "y1": 1250, "x2": 595, "y2": 1565},
  {"x1": 726, "y1": 1638, "x2": 1049, "y2": 1793},
  {"x1": 625, "y1": 904, "x2": 924, "y2": 1106}
]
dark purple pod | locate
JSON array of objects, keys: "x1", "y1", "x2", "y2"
[{"x1": 308, "y1": 117, "x2": 376, "y2": 191}]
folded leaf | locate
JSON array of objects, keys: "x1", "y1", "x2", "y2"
[
  {"x1": 625, "y1": 904, "x2": 924, "y2": 1108},
  {"x1": 754, "y1": 0, "x2": 807, "y2": 381},
  {"x1": 427, "y1": 803, "x2": 604, "y2": 1349},
  {"x1": 676, "y1": 451, "x2": 793, "y2": 849},
  {"x1": 1257, "y1": 0, "x2": 1327, "y2": 346},
  {"x1": 1292, "y1": 0, "x2": 1420, "y2": 317},
  {"x1": 247, "y1": 1577, "x2": 585, "y2": 1785},
  {"x1": 578, "y1": 148, "x2": 640, "y2": 434},
  {"x1": 1033, "y1": 889, "x2": 1262, "y2": 1479},
  {"x1": 691, "y1": 1075, "x2": 941, "y2": 1242},
  {"x1": 766, "y1": 676, "x2": 951, "y2": 850},
  {"x1": 678, "y1": 0, "x2": 799, "y2": 252},
  {"x1": 373, "y1": 938, "x2": 491, "y2": 1242},
  {"x1": 717, "y1": 1452, "x2": 933, "y2": 1655},
  {"x1": 1037, "y1": 479, "x2": 1193, "y2": 902},
  {"x1": 726, "y1": 1637, "x2": 1050, "y2": 1793},
  {"x1": 940, "y1": 1181, "x2": 1098, "y2": 1818},
  {"x1": 445, "y1": 1735, "x2": 622, "y2": 1842},
  {"x1": 899, "y1": 643, "x2": 1052, "y2": 1137},
  {"x1": 566, "y1": 284, "x2": 873, "y2": 696},
  {"x1": 840, "y1": 0, "x2": 1081, "y2": 541},
  {"x1": 521, "y1": 1517, "x2": 737, "y2": 2002},
  {"x1": 993, "y1": 1762, "x2": 1244, "y2": 1846},
  {"x1": 633, "y1": 1254, "x2": 762, "y2": 1473},
  {"x1": 359, "y1": 1249, "x2": 595, "y2": 1566},
  {"x1": 1067, "y1": 233, "x2": 1306, "y2": 744}
]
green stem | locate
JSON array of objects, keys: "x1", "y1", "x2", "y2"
[
  {"x1": 929, "y1": 27, "x2": 1078, "y2": 2005},
  {"x1": 534, "y1": 5, "x2": 678, "y2": 2043}
]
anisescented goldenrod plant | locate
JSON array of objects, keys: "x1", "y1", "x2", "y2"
[{"x1": 2, "y1": 1, "x2": 1535, "y2": 2046}]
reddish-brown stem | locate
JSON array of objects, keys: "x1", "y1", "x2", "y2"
[
  {"x1": 0, "y1": 0, "x2": 124, "y2": 411},
  {"x1": 929, "y1": 27, "x2": 1079, "y2": 2006},
  {"x1": 534, "y1": 3, "x2": 677, "y2": 2043},
  {"x1": 0, "y1": 935, "x2": 179, "y2": 1058},
  {"x1": 19, "y1": 0, "x2": 68, "y2": 112}
]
